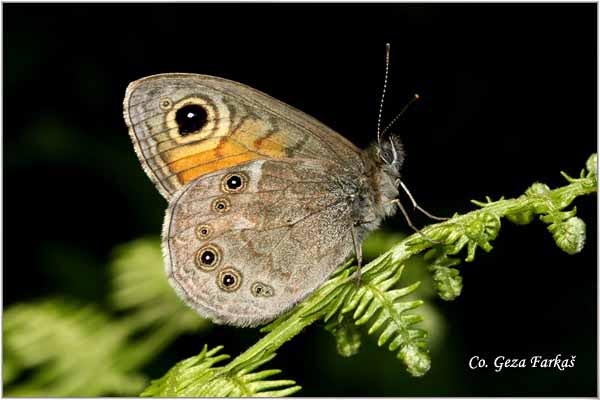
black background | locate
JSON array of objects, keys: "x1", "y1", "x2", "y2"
[{"x1": 4, "y1": 3, "x2": 597, "y2": 396}]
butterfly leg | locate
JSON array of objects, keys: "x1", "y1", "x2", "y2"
[
  {"x1": 396, "y1": 179, "x2": 448, "y2": 221},
  {"x1": 351, "y1": 226, "x2": 363, "y2": 286},
  {"x1": 391, "y1": 198, "x2": 441, "y2": 244}
]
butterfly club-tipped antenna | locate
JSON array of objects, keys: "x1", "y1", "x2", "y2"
[
  {"x1": 381, "y1": 92, "x2": 420, "y2": 139},
  {"x1": 387, "y1": 93, "x2": 447, "y2": 223},
  {"x1": 373, "y1": 44, "x2": 447, "y2": 240}
]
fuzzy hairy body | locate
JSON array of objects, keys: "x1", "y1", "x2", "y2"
[{"x1": 352, "y1": 143, "x2": 402, "y2": 242}]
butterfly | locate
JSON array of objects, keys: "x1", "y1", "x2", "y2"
[{"x1": 123, "y1": 49, "x2": 435, "y2": 327}]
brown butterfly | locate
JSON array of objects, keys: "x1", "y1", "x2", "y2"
[{"x1": 123, "y1": 45, "x2": 438, "y2": 327}]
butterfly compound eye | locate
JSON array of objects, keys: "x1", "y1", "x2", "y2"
[
  {"x1": 218, "y1": 268, "x2": 242, "y2": 292},
  {"x1": 175, "y1": 104, "x2": 208, "y2": 136}
]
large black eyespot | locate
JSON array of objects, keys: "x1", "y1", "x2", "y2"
[
  {"x1": 227, "y1": 176, "x2": 242, "y2": 189},
  {"x1": 175, "y1": 104, "x2": 208, "y2": 136},
  {"x1": 217, "y1": 268, "x2": 242, "y2": 292},
  {"x1": 212, "y1": 198, "x2": 231, "y2": 213},
  {"x1": 221, "y1": 172, "x2": 248, "y2": 193},
  {"x1": 194, "y1": 244, "x2": 221, "y2": 271},
  {"x1": 201, "y1": 250, "x2": 215, "y2": 264}
]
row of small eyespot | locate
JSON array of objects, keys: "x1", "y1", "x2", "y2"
[{"x1": 191, "y1": 172, "x2": 273, "y2": 297}]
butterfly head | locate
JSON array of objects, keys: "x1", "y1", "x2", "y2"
[{"x1": 377, "y1": 133, "x2": 405, "y2": 176}]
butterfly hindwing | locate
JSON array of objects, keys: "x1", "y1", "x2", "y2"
[{"x1": 163, "y1": 158, "x2": 357, "y2": 327}]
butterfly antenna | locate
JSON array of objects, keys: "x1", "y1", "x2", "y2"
[
  {"x1": 380, "y1": 93, "x2": 420, "y2": 137},
  {"x1": 376, "y1": 43, "x2": 391, "y2": 147}
]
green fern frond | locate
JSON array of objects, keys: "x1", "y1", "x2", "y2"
[
  {"x1": 324, "y1": 315, "x2": 362, "y2": 357},
  {"x1": 3, "y1": 299, "x2": 146, "y2": 396},
  {"x1": 424, "y1": 248, "x2": 462, "y2": 300},
  {"x1": 3, "y1": 238, "x2": 211, "y2": 397},
  {"x1": 341, "y1": 263, "x2": 429, "y2": 377},
  {"x1": 141, "y1": 345, "x2": 301, "y2": 397}
]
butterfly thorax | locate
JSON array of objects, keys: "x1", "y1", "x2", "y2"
[{"x1": 352, "y1": 138, "x2": 403, "y2": 241}]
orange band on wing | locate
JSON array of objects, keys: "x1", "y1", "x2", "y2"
[{"x1": 166, "y1": 137, "x2": 286, "y2": 185}]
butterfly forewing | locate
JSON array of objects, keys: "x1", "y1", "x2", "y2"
[{"x1": 124, "y1": 73, "x2": 363, "y2": 200}]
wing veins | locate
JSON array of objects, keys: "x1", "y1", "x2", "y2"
[{"x1": 173, "y1": 182, "x2": 335, "y2": 237}]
